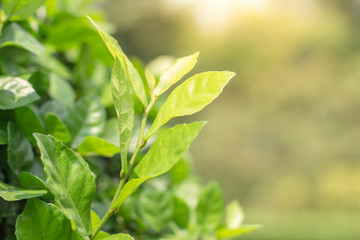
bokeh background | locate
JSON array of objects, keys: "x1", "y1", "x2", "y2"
[{"x1": 102, "y1": 0, "x2": 360, "y2": 239}]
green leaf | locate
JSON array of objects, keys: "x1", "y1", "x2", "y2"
[
  {"x1": 45, "y1": 113, "x2": 72, "y2": 143},
  {"x1": 18, "y1": 171, "x2": 52, "y2": 199},
  {"x1": 16, "y1": 199, "x2": 72, "y2": 240},
  {"x1": 173, "y1": 196, "x2": 190, "y2": 228},
  {"x1": 217, "y1": 225, "x2": 261, "y2": 239},
  {"x1": 225, "y1": 200, "x2": 244, "y2": 229},
  {"x1": 34, "y1": 133, "x2": 96, "y2": 238},
  {"x1": 101, "y1": 118, "x2": 119, "y2": 146},
  {"x1": 196, "y1": 182, "x2": 224, "y2": 233},
  {"x1": 66, "y1": 96, "x2": 106, "y2": 147},
  {"x1": 139, "y1": 188, "x2": 173, "y2": 232},
  {"x1": 0, "y1": 181, "x2": 47, "y2": 201},
  {"x1": 0, "y1": 76, "x2": 40, "y2": 109},
  {"x1": 14, "y1": 106, "x2": 45, "y2": 143},
  {"x1": 91, "y1": 211, "x2": 110, "y2": 240},
  {"x1": 145, "y1": 71, "x2": 235, "y2": 139},
  {"x1": 112, "y1": 122, "x2": 205, "y2": 209},
  {"x1": 111, "y1": 58, "x2": 134, "y2": 172},
  {"x1": 0, "y1": 23, "x2": 45, "y2": 55},
  {"x1": 49, "y1": 74, "x2": 76, "y2": 108},
  {"x1": 87, "y1": 17, "x2": 148, "y2": 107},
  {"x1": 0, "y1": 119, "x2": 8, "y2": 145},
  {"x1": 103, "y1": 234, "x2": 134, "y2": 240},
  {"x1": 3, "y1": 0, "x2": 46, "y2": 20},
  {"x1": 145, "y1": 68, "x2": 156, "y2": 91},
  {"x1": 7, "y1": 122, "x2": 33, "y2": 174},
  {"x1": 153, "y1": 52, "x2": 199, "y2": 96},
  {"x1": 78, "y1": 136, "x2": 120, "y2": 157}
]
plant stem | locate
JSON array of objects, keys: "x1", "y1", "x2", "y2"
[{"x1": 90, "y1": 96, "x2": 157, "y2": 240}]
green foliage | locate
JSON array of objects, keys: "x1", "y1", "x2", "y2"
[{"x1": 0, "y1": 1, "x2": 258, "y2": 239}]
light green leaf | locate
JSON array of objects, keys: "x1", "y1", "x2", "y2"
[
  {"x1": 101, "y1": 118, "x2": 119, "y2": 146},
  {"x1": 145, "y1": 71, "x2": 235, "y2": 139},
  {"x1": 7, "y1": 122, "x2": 33, "y2": 174},
  {"x1": 91, "y1": 211, "x2": 110, "y2": 240},
  {"x1": 0, "y1": 181, "x2": 47, "y2": 201},
  {"x1": 145, "y1": 68, "x2": 156, "y2": 91},
  {"x1": 139, "y1": 188, "x2": 173, "y2": 232},
  {"x1": 45, "y1": 113, "x2": 72, "y2": 144},
  {"x1": 111, "y1": 58, "x2": 134, "y2": 172},
  {"x1": 225, "y1": 200, "x2": 244, "y2": 229},
  {"x1": 14, "y1": 105, "x2": 44, "y2": 143},
  {"x1": 103, "y1": 234, "x2": 134, "y2": 240},
  {"x1": 87, "y1": 17, "x2": 148, "y2": 107},
  {"x1": 18, "y1": 171, "x2": 52, "y2": 199},
  {"x1": 49, "y1": 74, "x2": 75, "y2": 108},
  {"x1": 0, "y1": 23, "x2": 45, "y2": 55},
  {"x1": 112, "y1": 122, "x2": 205, "y2": 209},
  {"x1": 15, "y1": 199, "x2": 72, "y2": 240},
  {"x1": 0, "y1": 76, "x2": 40, "y2": 109},
  {"x1": 78, "y1": 136, "x2": 120, "y2": 157},
  {"x1": 3, "y1": 0, "x2": 46, "y2": 20},
  {"x1": 153, "y1": 52, "x2": 199, "y2": 96},
  {"x1": 66, "y1": 96, "x2": 106, "y2": 147},
  {"x1": 34, "y1": 133, "x2": 96, "y2": 238},
  {"x1": 196, "y1": 182, "x2": 224, "y2": 233},
  {"x1": 217, "y1": 225, "x2": 261, "y2": 239}
]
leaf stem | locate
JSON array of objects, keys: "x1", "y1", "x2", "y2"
[{"x1": 90, "y1": 96, "x2": 157, "y2": 240}]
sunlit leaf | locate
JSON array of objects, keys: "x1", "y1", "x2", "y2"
[
  {"x1": 3, "y1": 0, "x2": 46, "y2": 20},
  {"x1": 15, "y1": 199, "x2": 72, "y2": 240},
  {"x1": 145, "y1": 68, "x2": 156, "y2": 91},
  {"x1": 145, "y1": 71, "x2": 235, "y2": 139},
  {"x1": 91, "y1": 211, "x2": 110, "y2": 240},
  {"x1": 34, "y1": 133, "x2": 96, "y2": 238},
  {"x1": 225, "y1": 200, "x2": 244, "y2": 229},
  {"x1": 0, "y1": 181, "x2": 47, "y2": 201},
  {"x1": 78, "y1": 136, "x2": 120, "y2": 157},
  {"x1": 103, "y1": 234, "x2": 134, "y2": 240},
  {"x1": 217, "y1": 225, "x2": 261, "y2": 239}
]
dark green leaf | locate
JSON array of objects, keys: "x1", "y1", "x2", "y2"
[
  {"x1": 0, "y1": 23, "x2": 45, "y2": 55},
  {"x1": 7, "y1": 122, "x2": 33, "y2": 174},
  {"x1": 45, "y1": 113, "x2": 72, "y2": 144},
  {"x1": 0, "y1": 181, "x2": 47, "y2": 201},
  {"x1": 34, "y1": 133, "x2": 96, "y2": 238},
  {"x1": 15, "y1": 199, "x2": 72, "y2": 240},
  {"x1": 78, "y1": 136, "x2": 120, "y2": 157},
  {"x1": 3, "y1": 0, "x2": 46, "y2": 20},
  {"x1": 145, "y1": 71, "x2": 235, "y2": 139},
  {"x1": 14, "y1": 106, "x2": 44, "y2": 143},
  {"x1": 0, "y1": 119, "x2": 7, "y2": 145},
  {"x1": 0, "y1": 76, "x2": 40, "y2": 109},
  {"x1": 111, "y1": 58, "x2": 134, "y2": 172},
  {"x1": 173, "y1": 196, "x2": 190, "y2": 228}
]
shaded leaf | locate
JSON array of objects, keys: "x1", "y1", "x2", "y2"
[
  {"x1": 15, "y1": 199, "x2": 72, "y2": 240},
  {"x1": 0, "y1": 119, "x2": 8, "y2": 145},
  {"x1": 78, "y1": 136, "x2": 120, "y2": 157},
  {"x1": 45, "y1": 113, "x2": 72, "y2": 144},
  {"x1": 0, "y1": 181, "x2": 47, "y2": 201},
  {"x1": 49, "y1": 74, "x2": 75, "y2": 108},
  {"x1": 3, "y1": 0, "x2": 46, "y2": 20},
  {"x1": 145, "y1": 71, "x2": 235, "y2": 139},
  {"x1": 101, "y1": 118, "x2": 119, "y2": 146},
  {"x1": 14, "y1": 105, "x2": 44, "y2": 143},
  {"x1": 34, "y1": 133, "x2": 96, "y2": 238},
  {"x1": 0, "y1": 76, "x2": 40, "y2": 110},
  {"x1": 173, "y1": 196, "x2": 190, "y2": 228},
  {"x1": 18, "y1": 171, "x2": 52, "y2": 199}
]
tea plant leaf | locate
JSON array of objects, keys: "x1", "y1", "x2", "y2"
[
  {"x1": 145, "y1": 68, "x2": 156, "y2": 91},
  {"x1": 34, "y1": 133, "x2": 96, "y2": 238},
  {"x1": 91, "y1": 211, "x2": 110, "y2": 240},
  {"x1": 0, "y1": 76, "x2": 40, "y2": 109},
  {"x1": 225, "y1": 200, "x2": 244, "y2": 229},
  {"x1": 78, "y1": 136, "x2": 120, "y2": 157},
  {"x1": 0, "y1": 119, "x2": 8, "y2": 145},
  {"x1": 16, "y1": 199, "x2": 72, "y2": 240},
  {"x1": 87, "y1": 17, "x2": 148, "y2": 107},
  {"x1": 66, "y1": 95, "x2": 106, "y2": 147},
  {"x1": 153, "y1": 52, "x2": 199, "y2": 96},
  {"x1": 18, "y1": 171, "x2": 52, "y2": 199},
  {"x1": 139, "y1": 188, "x2": 174, "y2": 232},
  {"x1": 0, "y1": 181, "x2": 47, "y2": 201},
  {"x1": 7, "y1": 122, "x2": 34, "y2": 174},
  {"x1": 101, "y1": 118, "x2": 119, "y2": 146},
  {"x1": 0, "y1": 23, "x2": 45, "y2": 55},
  {"x1": 3, "y1": 0, "x2": 46, "y2": 20},
  {"x1": 196, "y1": 182, "x2": 224, "y2": 233},
  {"x1": 45, "y1": 113, "x2": 72, "y2": 144},
  {"x1": 145, "y1": 71, "x2": 235, "y2": 139},
  {"x1": 111, "y1": 58, "x2": 134, "y2": 172},
  {"x1": 112, "y1": 122, "x2": 205, "y2": 209},
  {"x1": 49, "y1": 74, "x2": 75, "y2": 108},
  {"x1": 173, "y1": 196, "x2": 190, "y2": 228},
  {"x1": 103, "y1": 234, "x2": 134, "y2": 240},
  {"x1": 217, "y1": 225, "x2": 261, "y2": 239},
  {"x1": 14, "y1": 106, "x2": 45, "y2": 143}
]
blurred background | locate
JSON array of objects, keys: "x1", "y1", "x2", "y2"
[{"x1": 102, "y1": 0, "x2": 360, "y2": 239}]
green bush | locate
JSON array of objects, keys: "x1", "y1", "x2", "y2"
[{"x1": 0, "y1": 0, "x2": 259, "y2": 239}]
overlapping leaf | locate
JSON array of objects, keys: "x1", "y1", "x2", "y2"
[
  {"x1": 0, "y1": 181, "x2": 47, "y2": 201},
  {"x1": 14, "y1": 106, "x2": 44, "y2": 143},
  {"x1": 45, "y1": 113, "x2": 72, "y2": 143},
  {"x1": 78, "y1": 136, "x2": 120, "y2": 157}
]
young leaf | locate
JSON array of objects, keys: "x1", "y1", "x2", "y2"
[
  {"x1": 91, "y1": 211, "x2": 110, "y2": 240},
  {"x1": 103, "y1": 234, "x2": 134, "y2": 240},
  {"x1": 216, "y1": 225, "x2": 261, "y2": 239},
  {"x1": 45, "y1": 113, "x2": 72, "y2": 144},
  {"x1": 7, "y1": 122, "x2": 34, "y2": 174},
  {"x1": 0, "y1": 181, "x2": 47, "y2": 201},
  {"x1": 153, "y1": 52, "x2": 199, "y2": 96},
  {"x1": 112, "y1": 122, "x2": 205, "y2": 209},
  {"x1": 15, "y1": 199, "x2": 72, "y2": 240},
  {"x1": 14, "y1": 106, "x2": 45, "y2": 143},
  {"x1": 0, "y1": 23, "x2": 45, "y2": 55},
  {"x1": 145, "y1": 68, "x2": 156, "y2": 91},
  {"x1": 225, "y1": 200, "x2": 244, "y2": 229},
  {"x1": 66, "y1": 95, "x2": 106, "y2": 147},
  {"x1": 88, "y1": 17, "x2": 148, "y2": 107},
  {"x1": 34, "y1": 133, "x2": 96, "y2": 238},
  {"x1": 145, "y1": 71, "x2": 235, "y2": 139},
  {"x1": 0, "y1": 76, "x2": 40, "y2": 109},
  {"x1": 3, "y1": 0, "x2": 46, "y2": 20},
  {"x1": 196, "y1": 182, "x2": 224, "y2": 233},
  {"x1": 77, "y1": 136, "x2": 120, "y2": 157},
  {"x1": 111, "y1": 58, "x2": 134, "y2": 172}
]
